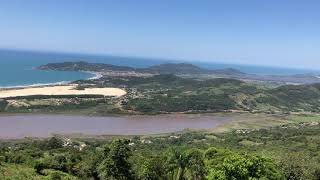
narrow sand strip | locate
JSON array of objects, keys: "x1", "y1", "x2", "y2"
[{"x1": 0, "y1": 85, "x2": 126, "y2": 98}]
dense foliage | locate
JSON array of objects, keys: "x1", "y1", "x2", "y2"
[
  {"x1": 0, "y1": 138, "x2": 281, "y2": 180},
  {"x1": 106, "y1": 74, "x2": 320, "y2": 113},
  {"x1": 2, "y1": 121, "x2": 320, "y2": 179},
  {"x1": 2, "y1": 74, "x2": 320, "y2": 114}
]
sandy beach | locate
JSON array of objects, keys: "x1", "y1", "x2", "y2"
[{"x1": 0, "y1": 85, "x2": 126, "y2": 98}]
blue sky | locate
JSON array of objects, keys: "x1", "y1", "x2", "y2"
[{"x1": 0, "y1": 0, "x2": 320, "y2": 69}]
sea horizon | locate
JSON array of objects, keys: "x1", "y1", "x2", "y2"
[{"x1": 0, "y1": 49, "x2": 320, "y2": 88}]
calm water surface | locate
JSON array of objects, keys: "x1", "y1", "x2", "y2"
[
  {"x1": 1, "y1": 49, "x2": 318, "y2": 88},
  {"x1": 0, "y1": 114, "x2": 232, "y2": 138}
]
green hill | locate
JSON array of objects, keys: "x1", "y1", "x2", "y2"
[{"x1": 78, "y1": 74, "x2": 320, "y2": 114}]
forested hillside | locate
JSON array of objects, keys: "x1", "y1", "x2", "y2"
[
  {"x1": 81, "y1": 74, "x2": 320, "y2": 114},
  {"x1": 2, "y1": 120, "x2": 320, "y2": 179},
  {"x1": 2, "y1": 74, "x2": 320, "y2": 114}
]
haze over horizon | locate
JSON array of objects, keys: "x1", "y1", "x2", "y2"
[{"x1": 0, "y1": 0, "x2": 320, "y2": 69}]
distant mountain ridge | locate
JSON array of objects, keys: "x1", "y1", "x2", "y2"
[
  {"x1": 143, "y1": 63, "x2": 205, "y2": 74},
  {"x1": 38, "y1": 61, "x2": 245, "y2": 76},
  {"x1": 38, "y1": 61, "x2": 136, "y2": 72},
  {"x1": 144, "y1": 63, "x2": 245, "y2": 75},
  {"x1": 38, "y1": 61, "x2": 320, "y2": 84}
]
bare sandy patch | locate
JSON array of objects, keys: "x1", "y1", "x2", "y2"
[{"x1": 0, "y1": 85, "x2": 126, "y2": 98}]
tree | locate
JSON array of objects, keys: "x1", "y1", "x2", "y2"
[
  {"x1": 166, "y1": 148, "x2": 206, "y2": 180},
  {"x1": 185, "y1": 149, "x2": 206, "y2": 180},
  {"x1": 34, "y1": 160, "x2": 48, "y2": 175},
  {"x1": 205, "y1": 148, "x2": 232, "y2": 180},
  {"x1": 0, "y1": 154, "x2": 4, "y2": 175},
  {"x1": 166, "y1": 148, "x2": 189, "y2": 180},
  {"x1": 74, "y1": 150, "x2": 103, "y2": 179},
  {"x1": 136, "y1": 156, "x2": 167, "y2": 180},
  {"x1": 0, "y1": 154, "x2": 4, "y2": 166},
  {"x1": 313, "y1": 168, "x2": 320, "y2": 180},
  {"x1": 46, "y1": 137, "x2": 63, "y2": 150},
  {"x1": 205, "y1": 147, "x2": 282, "y2": 180},
  {"x1": 98, "y1": 139, "x2": 133, "y2": 180},
  {"x1": 281, "y1": 159, "x2": 304, "y2": 180},
  {"x1": 222, "y1": 154, "x2": 282, "y2": 180}
]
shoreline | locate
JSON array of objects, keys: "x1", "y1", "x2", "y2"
[
  {"x1": 0, "y1": 113, "x2": 234, "y2": 139},
  {"x1": 0, "y1": 112, "x2": 294, "y2": 139},
  {"x1": 86, "y1": 71, "x2": 103, "y2": 80},
  {"x1": 0, "y1": 71, "x2": 101, "y2": 90},
  {"x1": 0, "y1": 85, "x2": 126, "y2": 98}
]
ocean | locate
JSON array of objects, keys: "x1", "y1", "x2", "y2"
[{"x1": 0, "y1": 49, "x2": 319, "y2": 88}]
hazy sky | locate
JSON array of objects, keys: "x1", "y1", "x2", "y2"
[{"x1": 0, "y1": 0, "x2": 320, "y2": 69}]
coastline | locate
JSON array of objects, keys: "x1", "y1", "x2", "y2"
[
  {"x1": 0, "y1": 70, "x2": 100, "y2": 90},
  {"x1": 86, "y1": 71, "x2": 103, "y2": 80},
  {"x1": 0, "y1": 85, "x2": 126, "y2": 98}
]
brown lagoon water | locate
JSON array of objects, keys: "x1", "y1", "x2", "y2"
[{"x1": 0, "y1": 114, "x2": 232, "y2": 139}]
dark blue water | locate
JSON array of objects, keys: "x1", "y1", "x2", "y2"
[
  {"x1": 0, "y1": 49, "x2": 318, "y2": 87},
  {"x1": 193, "y1": 62, "x2": 320, "y2": 76},
  {"x1": 0, "y1": 50, "x2": 95, "y2": 87}
]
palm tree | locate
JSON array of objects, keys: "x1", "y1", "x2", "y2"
[{"x1": 166, "y1": 148, "x2": 206, "y2": 180}]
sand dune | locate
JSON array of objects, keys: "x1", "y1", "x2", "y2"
[{"x1": 0, "y1": 85, "x2": 126, "y2": 98}]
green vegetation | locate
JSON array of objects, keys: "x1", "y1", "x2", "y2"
[
  {"x1": 2, "y1": 62, "x2": 320, "y2": 179},
  {"x1": 0, "y1": 138, "x2": 282, "y2": 180},
  {"x1": 2, "y1": 74, "x2": 320, "y2": 115},
  {"x1": 0, "y1": 100, "x2": 7, "y2": 111},
  {"x1": 82, "y1": 74, "x2": 320, "y2": 114},
  {"x1": 38, "y1": 61, "x2": 136, "y2": 72},
  {"x1": 38, "y1": 61, "x2": 244, "y2": 76},
  {"x1": 2, "y1": 119, "x2": 320, "y2": 179}
]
